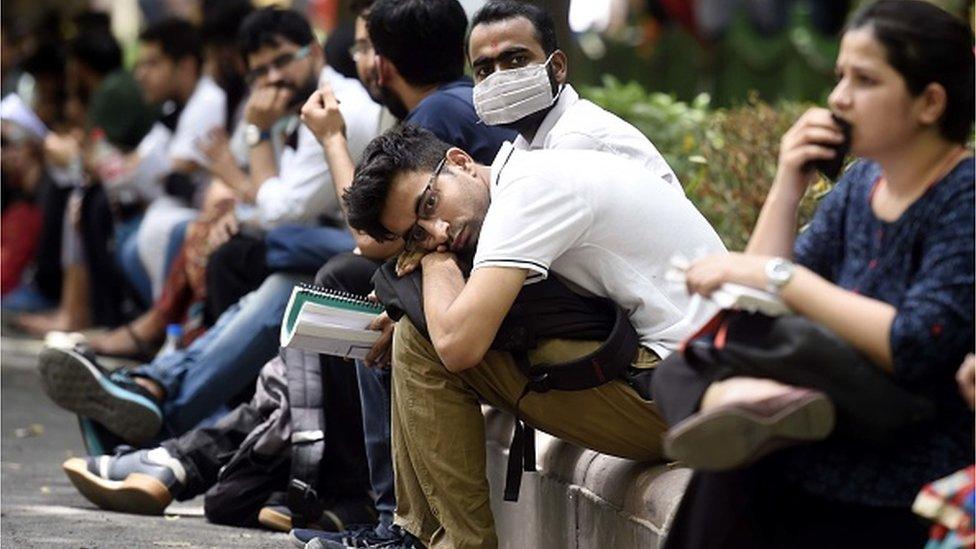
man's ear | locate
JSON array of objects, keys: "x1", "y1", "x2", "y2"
[
  {"x1": 445, "y1": 147, "x2": 475, "y2": 174},
  {"x1": 550, "y1": 50, "x2": 568, "y2": 86},
  {"x1": 915, "y1": 82, "x2": 948, "y2": 127},
  {"x1": 376, "y1": 55, "x2": 396, "y2": 86}
]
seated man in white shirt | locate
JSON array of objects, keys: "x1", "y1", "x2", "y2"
[
  {"x1": 342, "y1": 124, "x2": 727, "y2": 548},
  {"x1": 131, "y1": 18, "x2": 227, "y2": 297},
  {"x1": 468, "y1": 0, "x2": 680, "y2": 189}
]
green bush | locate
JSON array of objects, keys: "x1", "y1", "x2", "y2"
[{"x1": 582, "y1": 76, "x2": 827, "y2": 250}]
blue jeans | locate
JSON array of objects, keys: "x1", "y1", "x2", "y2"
[
  {"x1": 265, "y1": 225, "x2": 355, "y2": 273},
  {"x1": 134, "y1": 273, "x2": 304, "y2": 435},
  {"x1": 357, "y1": 362, "x2": 395, "y2": 528}
]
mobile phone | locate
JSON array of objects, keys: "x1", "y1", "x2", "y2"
[{"x1": 804, "y1": 114, "x2": 852, "y2": 181}]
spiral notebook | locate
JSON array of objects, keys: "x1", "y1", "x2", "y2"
[{"x1": 280, "y1": 283, "x2": 385, "y2": 359}]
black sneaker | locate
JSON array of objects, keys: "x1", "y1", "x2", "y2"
[
  {"x1": 62, "y1": 447, "x2": 186, "y2": 515},
  {"x1": 301, "y1": 524, "x2": 424, "y2": 548},
  {"x1": 38, "y1": 346, "x2": 162, "y2": 444}
]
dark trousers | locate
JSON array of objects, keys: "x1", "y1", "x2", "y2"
[
  {"x1": 651, "y1": 341, "x2": 933, "y2": 549},
  {"x1": 314, "y1": 252, "x2": 395, "y2": 527},
  {"x1": 205, "y1": 234, "x2": 269, "y2": 325},
  {"x1": 33, "y1": 176, "x2": 71, "y2": 301},
  {"x1": 663, "y1": 462, "x2": 929, "y2": 549}
]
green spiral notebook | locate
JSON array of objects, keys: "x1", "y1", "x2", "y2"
[{"x1": 280, "y1": 283, "x2": 385, "y2": 359}]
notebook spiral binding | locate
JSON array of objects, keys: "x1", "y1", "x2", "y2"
[{"x1": 297, "y1": 282, "x2": 383, "y2": 310}]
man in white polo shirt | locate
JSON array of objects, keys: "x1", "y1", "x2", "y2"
[
  {"x1": 468, "y1": 0, "x2": 680, "y2": 189},
  {"x1": 342, "y1": 124, "x2": 726, "y2": 548}
]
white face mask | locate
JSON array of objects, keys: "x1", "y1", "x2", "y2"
[{"x1": 473, "y1": 54, "x2": 560, "y2": 126}]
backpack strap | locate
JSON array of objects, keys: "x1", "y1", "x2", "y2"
[
  {"x1": 282, "y1": 346, "x2": 326, "y2": 528},
  {"x1": 503, "y1": 305, "x2": 639, "y2": 502}
]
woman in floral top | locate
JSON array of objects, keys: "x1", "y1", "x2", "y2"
[{"x1": 653, "y1": 1, "x2": 974, "y2": 547}]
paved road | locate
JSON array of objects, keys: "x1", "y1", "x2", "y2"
[{"x1": 0, "y1": 336, "x2": 287, "y2": 548}]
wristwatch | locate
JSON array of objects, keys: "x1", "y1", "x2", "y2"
[
  {"x1": 245, "y1": 123, "x2": 271, "y2": 147},
  {"x1": 764, "y1": 257, "x2": 795, "y2": 294}
]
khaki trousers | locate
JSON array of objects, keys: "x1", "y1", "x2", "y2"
[{"x1": 391, "y1": 318, "x2": 668, "y2": 549}]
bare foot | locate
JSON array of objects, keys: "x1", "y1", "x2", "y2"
[
  {"x1": 132, "y1": 376, "x2": 166, "y2": 402},
  {"x1": 14, "y1": 311, "x2": 88, "y2": 337},
  {"x1": 700, "y1": 377, "x2": 797, "y2": 412}
]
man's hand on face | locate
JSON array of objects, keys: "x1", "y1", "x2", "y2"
[
  {"x1": 364, "y1": 311, "x2": 395, "y2": 368},
  {"x1": 245, "y1": 84, "x2": 294, "y2": 131},
  {"x1": 300, "y1": 84, "x2": 346, "y2": 143}
]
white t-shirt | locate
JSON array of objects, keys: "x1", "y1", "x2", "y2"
[
  {"x1": 168, "y1": 75, "x2": 226, "y2": 168},
  {"x1": 473, "y1": 143, "x2": 726, "y2": 357},
  {"x1": 513, "y1": 84, "x2": 681, "y2": 190},
  {"x1": 131, "y1": 75, "x2": 226, "y2": 201}
]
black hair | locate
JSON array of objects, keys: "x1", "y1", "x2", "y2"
[
  {"x1": 847, "y1": 0, "x2": 974, "y2": 143},
  {"x1": 238, "y1": 8, "x2": 315, "y2": 62},
  {"x1": 67, "y1": 30, "x2": 123, "y2": 76},
  {"x1": 470, "y1": 0, "x2": 558, "y2": 56},
  {"x1": 367, "y1": 0, "x2": 467, "y2": 87},
  {"x1": 349, "y1": 0, "x2": 375, "y2": 16},
  {"x1": 139, "y1": 18, "x2": 203, "y2": 70},
  {"x1": 201, "y1": 0, "x2": 254, "y2": 48},
  {"x1": 344, "y1": 124, "x2": 451, "y2": 241}
]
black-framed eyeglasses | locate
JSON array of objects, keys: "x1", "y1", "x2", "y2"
[
  {"x1": 402, "y1": 157, "x2": 447, "y2": 252},
  {"x1": 245, "y1": 45, "x2": 312, "y2": 84}
]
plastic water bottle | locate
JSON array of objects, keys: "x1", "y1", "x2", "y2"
[{"x1": 155, "y1": 324, "x2": 183, "y2": 360}]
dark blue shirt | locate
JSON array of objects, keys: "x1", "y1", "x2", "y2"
[
  {"x1": 783, "y1": 157, "x2": 975, "y2": 507},
  {"x1": 404, "y1": 78, "x2": 515, "y2": 165}
]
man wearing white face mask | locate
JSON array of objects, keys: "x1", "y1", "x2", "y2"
[{"x1": 469, "y1": 0, "x2": 682, "y2": 190}]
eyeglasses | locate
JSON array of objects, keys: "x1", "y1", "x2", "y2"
[
  {"x1": 246, "y1": 45, "x2": 312, "y2": 84},
  {"x1": 402, "y1": 157, "x2": 447, "y2": 252},
  {"x1": 348, "y1": 41, "x2": 373, "y2": 62}
]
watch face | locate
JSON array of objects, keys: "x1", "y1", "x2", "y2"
[{"x1": 245, "y1": 124, "x2": 260, "y2": 146}]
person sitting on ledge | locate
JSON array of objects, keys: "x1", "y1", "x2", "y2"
[
  {"x1": 339, "y1": 123, "x2": 726, "y2": 548},
  {"x1": 651, "y1": 1, "x2": 974, "y2": 547}
]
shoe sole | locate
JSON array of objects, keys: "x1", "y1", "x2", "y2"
[
  {"x1": 62, "y1": 457, "x2": 172, "y2": 515},
  {"x1": 38, "y1": 347, "x2": 162, "y2": 445},
  {"x1": 664, "y1": 392, "x2": 835, "y2": 471},
  {"x1": 258, "y1": 507, "x2": 293, "y2": 532}
]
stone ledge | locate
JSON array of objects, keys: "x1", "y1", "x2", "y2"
[{"x1": 483, "y1": 406, "x2": 690, "y2": 548}]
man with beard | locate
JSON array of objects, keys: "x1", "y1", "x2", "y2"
[{"x1": 468, "y1": 0, "x2": 680, "y2": 189}]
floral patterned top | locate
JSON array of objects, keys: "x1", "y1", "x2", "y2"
[{"x1": 783, "y1": 157, "x2": 975, "y2": 507}]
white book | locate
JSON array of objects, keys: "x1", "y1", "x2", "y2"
[
  {"x1": 710, "y1": 283, "x2": 791, "y2": 317},
  {"x1": 280, "y1": 283, "x2": 385, "y2": 359}
]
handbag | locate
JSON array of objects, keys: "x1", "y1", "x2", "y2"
[{"x1": 676, "y1": 310, "x2": 935, "y2": 446}]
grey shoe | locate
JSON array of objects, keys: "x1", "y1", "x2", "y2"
[
  {"x1": 62, "y1": 447, "x2": 186, "y2": 515},
  {"x1": 38, "y1": 346, "x2": 162, "y2": 444}
]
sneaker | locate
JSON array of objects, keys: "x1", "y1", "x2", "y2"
[
  {"x1": 61, "y1": 447, "x2": 186, "y2": 515},
  {"x1": 38, "y1": 346, "x2": 162, "y2": 444},
  {"x1": 299, "y1": 524, "x2": 424, "y2": 548},
  {"x1": 664, "y1": 387, "x2": 835, "y2": 471}
]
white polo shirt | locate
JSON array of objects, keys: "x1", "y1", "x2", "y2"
[
  {"x1": 513, "y1": 84, "x2": 681, "y2": 190},
  {"x1": 473, "y1": 143, "x2": 726, "y2": 356}
]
